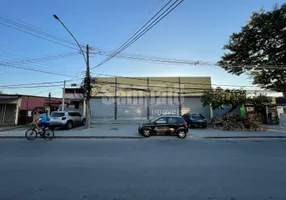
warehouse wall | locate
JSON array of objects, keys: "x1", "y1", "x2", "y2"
[
  {"x1": 149, "y1": 96, "x2": 180, "y2": 119},
  {"x1": 90, "y1": 97, "x2": 210, "y2": 122},
  {"x1": 117, "y1": 97, "x2": 147, "y2": 120},
  {"x1": 181, "y1": 97, "x2": 210, "y2": 120},
  {"x1": 0, "y1": 104, "x2": 16, "y2": 125},
  {"x1": 90, "y1": 97, "x2": 115, "y2": 122}
]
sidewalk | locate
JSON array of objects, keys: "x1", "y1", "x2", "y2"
[
  {"x1": 189, "y1": 128, "x2": 286, "y2": 139},
  {"x1": 0, "y1": 125, "x2": 28, "y2": 132},
  {"x1": 0, "y1": 124, "x2": 142, "y2": 139}
]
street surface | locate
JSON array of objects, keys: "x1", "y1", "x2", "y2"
[{"x1": 1, "y1": 138, "x2": 286, "y2": 200}]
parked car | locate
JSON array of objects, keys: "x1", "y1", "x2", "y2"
[
  {"x1": 138, "y1": 115, "x2": 188, "y2": 139},
  {"x1": 182, "y1": 113, "x2": 207, "y2": 128},
  {"x1": 48, "y1": 111, "x2": 86, "y2": 130}
]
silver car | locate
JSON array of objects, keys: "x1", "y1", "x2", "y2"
[{"x1": 48, "y1": 111, "x2": 86, "y2": 130}]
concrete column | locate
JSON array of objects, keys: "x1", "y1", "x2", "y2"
[
  {"x1": 265, "y1": 105, "x2": 269, "y2": 124},
  {"x1": 210, "y1": 104, "x2": 214, "y2": 119},
  {"x1": 14, "y1": 98, "x2": 21, "y2": 125}
]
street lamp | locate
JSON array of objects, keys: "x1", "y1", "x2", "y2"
[
  {"x1": 53, "y1": 14, "x2": 91, "y2": 128},
  {"x1": 53, "y1": 15, "x2": 87, "y2": 64}
]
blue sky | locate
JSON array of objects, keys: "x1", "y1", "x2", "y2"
[{"x1": 0, "y1": 0, "x2": 284, "y2": 97}]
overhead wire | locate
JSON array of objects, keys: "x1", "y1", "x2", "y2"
[
  {"x1": 91, "y1": 49, "x2": 286, "y2": 70},
  {"x1": 92, "y1": 81, "x2": 271, "y2": 93},
  {"x1": 0, "y1": 15, "x2": 88, "y2": 81},
  {"x1": 93, "y1": 73, "x2": 257, "y2": 88},
  {"x1": 0, "y1": 84, "x2": 63, "y2": 89},
  {"x1": 0, "y1": 64, "x2": 74, "y2": 77},
  {"x1": 0, "y1": 52, "x2": 84, "y2": 76},
  {"x1": 0, "y1": 79, "x2": 82, "y2": 88},
  {"x1": 0, "y1": 52, "x2": 79, "y2": 65},
  {"x1": 91, "y1": 0, "x2": 184, "y2": 70},
  {"x1": 1, "y1": 14, "x2": 284, "y2": 72},
  {"x1": 0, "y1": 21, "x2": 78, "y2": 50},
  {"x1": 0, "y1": 16, "x2": 79, "y2": 46},
  {"x1": 0, "y1": 16, "x2": 83, "y2": 50}
]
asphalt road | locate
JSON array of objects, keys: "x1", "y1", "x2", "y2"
[{"x1": 0, "y1": 138, "x2": 286, "y2": 200}]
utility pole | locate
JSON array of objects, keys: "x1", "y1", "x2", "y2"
[
  {"x1": 84, "y1": 44, "x2": 91, "y2": 128},
  {"x1": 178, "y1": 77, "x2": 181, "y2": 116},
  {"x1": 62, "y1": 80, "x2": 66, "y2": 111},
  {"x1": 53, "y1": 15, "x2": 91, "y2": 129},
  {"x1": 48, "y1": 92, "x2": 51, "y2": 115}
]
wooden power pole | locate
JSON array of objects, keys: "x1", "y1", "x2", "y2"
[{"x1": 84, "y1": 44, "x2": 91, "y2": 129}]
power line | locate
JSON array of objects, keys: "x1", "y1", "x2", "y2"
[
  {"x1": 94, "y1": 80, "x2": 264, "y2": 92},
  {"x1": 91, "y1": 49, "x2": 286, "y2": 70},
  {"x1": 92, "y1": 81, "x2": 273, "y2": 93},
  {"x1": 0, "y1": 52, "x2": 79, "y2": 66},
  {"x1": 94, "y1": 73, "x2": 257, "y2": 88},
  {"x1": 0, "y1": 52, "x2": 85, "y2": 76},
  {"x1": 0, "y1": 21, "x2": 78, "y2": 50},
  {"x1": 0, "y1": 16, "x2": 79, "y2": 46},
  {"x1": 0, "y1": 52, "x2": 84, "y2": 75},
  {"x1": 0, "y1": 84, "x2": 63, "y2": 89},
  {"x1": 1, "y1": 63, "x2": 75, "y2": 77},
  {"x1": 91, "y1": 0, "x2": 184, "y2": 70},
  {"x1": 0, "y1": 16, "x2": 89, "y2": 51},
  {"x1": 2, "y1": 15, "x2": 284, "y2": 72},
  {"x1": 0, "y1": 79, "x2": 82, "y2": 88}
]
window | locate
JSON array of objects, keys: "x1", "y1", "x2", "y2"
[
  {"x1": 155, "y1": 117, "x2": 167, "y2": 124},
  {"x1": 167, "y1": 117, "x2": 177, "y2": 124},
  {"x1": 176, "y1": 117, "x2": 185, "y2": 124},
  {"x1": 191, "y1": 114, "x2": 205, "y2": 120},
  {"x1": 75, "y1": 112, "x2": 82, "y2": 117},
  {"x1": 51, "y1": 112, "x2": 65, "y2": 117},
  {"x1": 68, "y1": 112, "x2": 76, "y2": 116}
]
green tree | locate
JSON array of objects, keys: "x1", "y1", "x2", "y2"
[
  {"x1": 247, "y1": 95, "x2": 272, "y2": 108},
  {"x1": 218, "y1": 3, "x2": 286, "y2": 97},
  {"x1": 201, "y1": 87, "x2": 248, "y2": 113}
]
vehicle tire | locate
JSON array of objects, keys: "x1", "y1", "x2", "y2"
[
  {"x1": 82, "y1": 119, "x2": 86, "y2": 126},
  {"x1": 25, "y1": 129, "x2": 37, "y2": 140},
  {"x1": 66, "y1": 121, "x2": 73, "y2": 130},
  {"x1": 44, "y1": 129, "x2": 54, "y2": 141},
  {"x1": 142, "y1": 128, "x2": 151, "y2": 137},
  {"x1": 177, "y1": 129, "x2": 187, "y2": 139}
]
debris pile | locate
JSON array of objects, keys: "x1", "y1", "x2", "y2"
[{"x1": 210, "y1": 113, "x2": 264, "y2": 131}]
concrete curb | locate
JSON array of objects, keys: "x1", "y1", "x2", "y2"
[
  {"x1": 201, "y1": 136, "x2": 286, "y2": 139},
  {"x1": 1, "y1": 135, "x2": 286, "y2": 139},
  {"x1": 0, "y1": 136, "x2": 144, "y2": 139},
  {"x1": 266, "y1": 129, "x2": 286, "y2": 133},
  {"x1": 0, "y1": 126, "x2": 28, "y2": 132}
]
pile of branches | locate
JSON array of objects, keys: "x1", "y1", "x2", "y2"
[{"x1": 210, "y1": 113, "x2": 264, "y2": 131}]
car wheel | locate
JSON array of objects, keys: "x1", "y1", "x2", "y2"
[
  {"x1": 177, "y1": 130, "x2": 187, "y2": 139},
  {"x1": 66, "y1": 121, "x2": 73, "y2": 130},
  {"x1": 142, "y1": 128, "x2": 151, "y2": 137},
  {"x1": 82, "y1": 119, "x2": 86, "y2": 126}
]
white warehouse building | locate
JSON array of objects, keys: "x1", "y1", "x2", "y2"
[{"x1": 88, "y1": 76, "x2": 212, "y2": 123}]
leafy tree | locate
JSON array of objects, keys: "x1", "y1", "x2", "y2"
[
  {"x1": 247, "y1": 95, "x2": 272, "y2": 108},
  {"x1": 0, "y1": 90, "x2": 2, "y2": 94},
  {"x1": 201, "y1": 87, "x2": 247, "y2": 113},
  {"x1": 218, "y1": 3, "x2": 286, "y2": 97}
]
